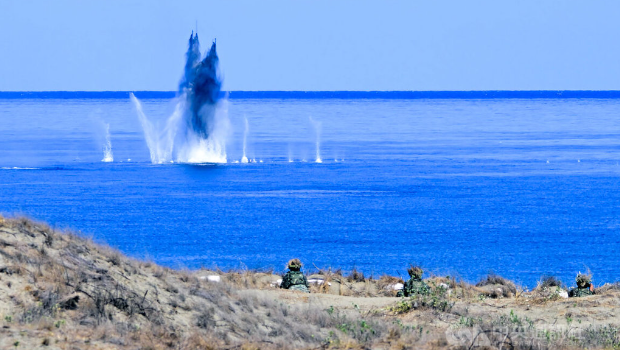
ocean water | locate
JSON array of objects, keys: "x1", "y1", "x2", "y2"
[{"x1": 1, "y1": 94, "x2": 620, "y2": 287}]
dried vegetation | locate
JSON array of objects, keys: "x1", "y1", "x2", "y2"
[{"x1": 1, "y1": 215, "x2": 620, "y2": 349}]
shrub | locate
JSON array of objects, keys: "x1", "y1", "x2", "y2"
[
  {"x1": 347, "y1": 267, "x2": 365, "y2": 283},
  {"x1": 476, "y1": 273, "x2": 517, "y2": 298},
  {"x1": 20, "y1": 289, "x2": 61, "y2": 323},
  {"x1": 538, "y1": 275, "x2": 563, "y2": 289},
  {"x1": 390, "y1": 284, "x2": 453, "y2": 314}
]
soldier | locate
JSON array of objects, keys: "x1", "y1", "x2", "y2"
[
  {"x1": 569, "y1": 273, "x2": 594, "y2": 297},
  {"x1": 280, "y1": 258, "x2": 310, "y2": 293},
  {"x1": 397, "y1": 265, "x2": 431, "y2": 297}
]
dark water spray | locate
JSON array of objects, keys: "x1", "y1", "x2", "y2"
[
  {"x1": 132, "y1": 32, "x2": 228, "y2": 164},
  {"x1": 178, "y1": 32, "x2": 201, "y2": 93},
  {"x1": 179, "y1": 33, "x2": 222, "y2": 139}
]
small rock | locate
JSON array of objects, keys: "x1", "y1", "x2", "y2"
[
  {"x1": 388, "y1": 283, "x2": 404, "y2": 291},
  {"x1": 199, "y1": 275, "x2": 221, "y2": 282},
  {"x1": 307, "y1": 278, "x2": 331, "y2": 286},
  {"x1": 270, "y1": 279, "x2": 283, "y2": 287}
]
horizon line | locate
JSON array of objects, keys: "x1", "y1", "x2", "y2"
[{"x1": 3, "y1": 90, "x2": 620, "y2": 99}]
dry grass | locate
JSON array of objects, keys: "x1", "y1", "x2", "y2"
[
  {"x1": 476, "y1": 273, "x2": 518, "y2": 298},
  {"x1": 594, "y1": 282, "x2": 620, "y2": 295},
  {"x1": 0, "y1": 216, "x2": 429, "y2": 349},
  {"x1": 2, "y1": 215, "x2": 620, "y2": 349}
]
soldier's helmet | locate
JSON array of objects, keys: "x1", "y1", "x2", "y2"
[
  {"x1": 576, "y1": 273, "x2": 591, "y2": 288},
  {"x1": 407, "y1": 265, "x2": 424, "y2": 279},
  {"x1": 287, "y1": 258, "x2": 303, "y2": 271}
]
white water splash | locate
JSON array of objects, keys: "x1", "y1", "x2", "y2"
[
  {"x1": 309, "y1": 116, "x2": 322, "y2": 163},
  {"x1": 131, "y1": 93, "x2": 228, "y2": 164},
  {"x1": 131, "y1": 93, "x2": 176, "y2": 164},
  {"x1": 101, "y1": 123, "x2": 114, "y2": 162},
  {"x1": 241, "y1": 117, "x2": 249, "y2": 163},
  {"x1": 287, "y1": 143, "x2": 294, "y2": 162}
]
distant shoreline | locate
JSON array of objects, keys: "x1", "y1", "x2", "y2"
[{"x1": 3, "y1": 90, "x2": 620, "y2": 99}]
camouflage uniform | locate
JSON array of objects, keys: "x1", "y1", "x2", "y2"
[
  {"x1": 569, "y1": 274, "x2": 594, "y2": 297},
  {"x1": 280, "y1": 270, "x2": 309, "y2": 293},
  {"x1": 397, "y1": 277, "x2": 431, "y2": 297},
  {"x1": 569, "y1": 287, "x2": 593, "y2": 297}
]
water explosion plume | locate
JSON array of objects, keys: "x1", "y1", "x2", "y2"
[
  {"x1": 132, "y1": 32, "x2": 229, "y2": 164},
  {"x1": 101, "y1": 123, "x2": 114, "y2": 162}
]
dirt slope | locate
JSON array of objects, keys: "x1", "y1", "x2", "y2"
[{"x1": 1, "y1": 216, "x2": 619, "y2": 350}]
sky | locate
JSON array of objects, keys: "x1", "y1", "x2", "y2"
[{"x1": 0, "y1": 0, "x2": 619, "y2": 91}]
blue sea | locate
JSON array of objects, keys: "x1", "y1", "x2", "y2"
[{"x1": 1, "y1": 92, "x2": 620, "y2": 287}]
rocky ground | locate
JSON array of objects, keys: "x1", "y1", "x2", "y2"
[{"x1": 1, "y1": 215, "x2": 619, "y2": 349}]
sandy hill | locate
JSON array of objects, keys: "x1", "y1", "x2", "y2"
[{"x1": 1, "y1": 215, "x2": 619, "y2": 349}]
